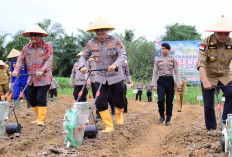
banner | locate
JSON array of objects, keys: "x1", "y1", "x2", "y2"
[{"x1": 155, "y1": 41, "x2": 202, "y2": 85}]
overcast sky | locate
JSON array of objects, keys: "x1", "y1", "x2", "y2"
[{"x1": 0, "y1": 0, "x2": 232, "y2": 42}]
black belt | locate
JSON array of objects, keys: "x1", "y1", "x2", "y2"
[{"x1": 159, "y1": 76, "x2": 173, "y2": 79}]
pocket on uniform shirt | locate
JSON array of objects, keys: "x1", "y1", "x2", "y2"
[{"x1": 223, "y1": 53, "x2": 232, "y2": 66}]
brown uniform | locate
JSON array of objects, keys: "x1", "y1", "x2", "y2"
[
  {"x1": 197, "y1": 34, "x2": 232, "y2": 130},
  {"x1": 0, "y1": 66, "x2": 10, "y2": 96},
  {"x1": 174, "y1": 79, "x2": 186, "y2": 111}
]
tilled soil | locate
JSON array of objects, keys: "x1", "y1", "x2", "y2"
[{"x1": 0, "y1": 95, "x2": 226, "y2": 157}]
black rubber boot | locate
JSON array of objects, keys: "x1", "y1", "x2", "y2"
[
  {"x1": 123, "y1": 104, "x2": 127, "y2": 113},
  {"x1": 158, "y1": 116, "x2": 165, "y2": 124},
  {"x1": 165, "y1": 117, "x2": 171, "y2": 126}
]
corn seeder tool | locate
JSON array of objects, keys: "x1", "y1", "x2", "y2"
[
  {"x1": 63, "y1": 69, "x2": 108, "y2": 147},
  {"x1": 0, "y1": 74, "x2": 33, "y2": 136}
]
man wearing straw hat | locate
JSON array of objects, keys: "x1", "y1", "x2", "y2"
[
  {"x1": 197, "y1": 16, "x2": 232, "y2": 136},
  {"x1": 79, "y1": 16, "x2": 127, "y2": 133},
  {"x1": 7, "y1": 48, "x2": 30, "y2": 109},
  {"x1": 12, "y1": 24, "x2": 53, "y2": 126},
  {"x1": 69, "y1": 51, "x2": 89, "y2": 102},
  {"x1": 0, "y1": 60, "x2": 10, "y2": 101}
]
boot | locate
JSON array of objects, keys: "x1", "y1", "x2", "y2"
[
  {"x1": 26, "y1": 101, "x2": 31, "y2": 108},
  {"x1": 31, "y1": 106, "x2": 39, "y2": 124},
  {"x1": 158, "y1": 116, "x2": 165, "y2": 124},
  {"x1": 165, "y1": 117, "x2": 171, "y2": 126},
  {"x1": 123, "y1": 104, "x2": 128, "y2": 113},
  {"x1": 99, "y1": 109, "x2": 114, "y2": 132},
  {"x1": 95, "y1": 110, "x2": 102, "y2": 122},
  {"x1": 37, "y1": 107, "x2": 47, "y2": 126},
  {"x1": 116, "y1": 107, "x2": 124, "y2": 125},
  {"x1": 14, "y1": 101, "x2": 20, "y2": 110}
]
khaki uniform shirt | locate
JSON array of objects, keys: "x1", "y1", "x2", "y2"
[
  {"x1": 151, "y1": 56, "x2": 182, "y2": 86},
  {"x1": 50, "y1": 77, "x2": 60, "y2": 89},
  {"x1": 70, "y1": 61, "x2": 87, "y2": 86},
  {"x1": 79, "y1": 35, "x2": 127, "y2": 85},
  {"x1": 197, "y1": 34, "x2": 232, "y2": 86},
  {"x1": 136, "y1": 82, "x2": 144, "y2": 92},
  {"x1": 87, "y1": 56, "x2": 96, "y2": 83},
  {"x1": 145, "y1": 83, "x2": 152, "y2": 92},
  {"x1": 174, "y1": 79, "x2": 186, "y2": 92},
  {"x1": 0, "y1": 66, "x2": 10, "y2": 85}
]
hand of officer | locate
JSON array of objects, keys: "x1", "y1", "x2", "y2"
[
  {"x1": 202, "y1": 80, "x2": 212, "y2": 90},
  {"x1": 36, "y1": 71, "x2": 43, "y2": 77},
  {"x1": 12, "y1": 71, "x2": 19, "y2": 77},
  {"x1": 108, "y1": 64, "x2": 116, "y2": 72},
  {"x1": 176, "y1": 85, "x2": 181, "y2": 90},
  {"x1": 153, "y1": 86, "x2": 157, "y2": 91},
  {"x1": 81, "y1": 67, "x2": 88, "y2": 74},
  {"x1": 69, "y1": 83, "x2": 73, "y2": 88},
  {"x1": 129, "y1": 81, "x2": 134, "y2": 89}
]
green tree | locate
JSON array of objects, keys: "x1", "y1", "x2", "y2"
[
  {"x1": 0, "y1": 34, "x2": 10, "y2": 60},
  {"x1": 76, "y1": 29, "x2": 95, "y2": 52},
  {"x1": 160, "y1": 23, "x2": 202, "y2": 41}
]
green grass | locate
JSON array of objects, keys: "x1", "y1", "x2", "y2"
[{"x1": 55, "y1": 77, "x2": 225, "y2": 105}]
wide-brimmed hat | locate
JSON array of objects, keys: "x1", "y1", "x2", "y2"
[
  {"x1": 76, "y1": 51, "x2": 83, "y2": 57},
  {"x1": 205, "y1": 16, "x2": 232, "y2": 32},
  {"x1": 7, "y1": 48, "x2": 21, "y2": 58},
  {"x1": 86, "y1": 16, "x2": 115, "y2": 33},
  {"x1": 0, "y1": 60, "x2": 6, "y2": 66},
  {"x1": 22, "y1": 24, "x2": 49, "y2": 37}
]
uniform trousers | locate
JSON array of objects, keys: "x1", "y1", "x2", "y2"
[
  {"x1": 0, "y1": 84, "x2": 9, "y2": 96},
  {"x1": 175, "y1": 91, "x2": 184, "y2": 110},
  {"x1": 147, "y1": 91, "x2": 152, "y2": 102},
  {"x1": 95, "y1": 81, "x2": 125, "y2": 112},
  {"x1": 49, "y1": 88, "x2": 57, "y2": 98},
  {"x1": 201, "y1": 81, "x2": 232, "y2": 130},
  {"x1": 73, "y1": 85, "x2": 88, "y2": 102},
  {"x1": 136, "y1": 90, "x2": 142, "y2": 101},
  {"x1": 13, "y1": 79, "x2": 28, "y2": 101},
  {"x1": 157, "y1": 76, "x2": 174, "y2": 118}
]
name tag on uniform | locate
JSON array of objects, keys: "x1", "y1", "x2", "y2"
[
  {"x1": 208, "y1": 45, "x2": 217, "y2": 49},
  {"x1": 92, "y1": 52, "x2": 100, "y2": 56}
]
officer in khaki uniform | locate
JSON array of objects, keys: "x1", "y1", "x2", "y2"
[
  {"x1": 69, "y1": 51, "x2": 89, "y2": 102},
  {"x1": 87, "y1": 55, "x2": 102, "y2": 121},
  {"x1": 0, "y1": 60, "x2": 10, "y2": 100},
  {"x1": 152, "y1": 43, "x2": 182, "y2": 126},
  {"x1": 197, "y1": 16, "x2": 232, "y2": 136},
  {"x1": 79, "y1": 16, "x2": 127, "y2": 133},
  {"x1": 174, "y1": 79, "x2": 187, "y2": 112},
  {"x1": 145, "y1": 79, "x2": 152, "y2": 102}
]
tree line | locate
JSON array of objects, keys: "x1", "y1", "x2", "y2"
[{"x1": 0, "y1": 19, "x2": 201, "y2": 80}]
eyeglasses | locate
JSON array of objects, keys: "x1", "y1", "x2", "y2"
[{"x1": 29, "y1": 33, "x2": 41, "y2": 37}]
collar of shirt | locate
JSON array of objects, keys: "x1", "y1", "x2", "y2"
[
  {"x1": 211, "y1": 34, "x2": 232, "y2": 46},
  {"x1": 28, "y1": 40, "x2": 44, "y2": 49}
]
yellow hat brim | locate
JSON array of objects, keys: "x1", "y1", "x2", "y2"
[
  {"x1": 0, "y1": 60, "x2": 6, "y2": 66},
  {"x1": 86, "y1": 16, "x2": 115, "y2": 33}
]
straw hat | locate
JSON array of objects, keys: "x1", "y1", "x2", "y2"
[
  {"x1": 76, "y1": 51, "x2": 83, "y2": 57},
  {"x1": 86, "y1": 16, "x2": 115, "y2": 33},
  {"x1": 7, "y1": 48, "x2": 21, "y2": 58},
  {"x1": 0, "y1": 60, "x2": 6, "y2": 66},
  {"x1": 22, "y1": 24, "x2": 49, "y2": 37},
  {"x1": 205, "y1": 16, "x2": 232, "y2": 32}
]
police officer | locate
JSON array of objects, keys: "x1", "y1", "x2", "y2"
[
  {"x1": 122, "y1": 60, "x2": 133, "y2": 113},
  {"x1": 7, "y1": 48, "x2": 30, "y2": 109},
  {"x1": 87, "y1": 55, "x2": 102, "y2": 121},
  {"x1": 12, "y1": 24, "x2": 53, "y2": 126},
  {"x1": 79, "y1": 16, "x2": 127, "y2": 133},
  {"x1": 69, "y1": 51, "x2": 89, "y2": 102},
  {"x1": 197, "y1": 16, "x2": 232, "y2": 136},
  {"x1": 174, "y1": 78, "x2": 187, "y2": 112},
  {"x1": 0, "y1": 60, "x2": 10, "y2": 100},
  {"x1": 136, "y1": 79, "x2": 143, "y2": 101},
  {"x1": 152, "y1": 43, "x2": 181, "y2": 126},
  {"x1": 145, "y1": 79, "x2": 152, "y2": 102}
]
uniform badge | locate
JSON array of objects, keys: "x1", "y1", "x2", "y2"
[
  {"x1": 199, "y1": 44, "x2": 206, "y2": 51},
  {"x1": 226, "y1": 45, "x2": 232, "y2": 49},
  {"x1": 95, "y1": 57, "x2": 99, "y2": 62},
  {"x1": 116, "y1": 41, "x2": 123, "y2": 49},
  {"x1": 209, "y1": 56, "x2": 216, "y2": 62},
  {"x1": 210, "y1": 42, "x2": 214, "y2": 45}
]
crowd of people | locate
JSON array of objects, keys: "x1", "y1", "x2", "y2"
[{"x1": 0, "y1": 15, "x2": 232, "y2": 137}]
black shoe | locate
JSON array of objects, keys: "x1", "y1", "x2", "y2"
[
  {"x1": 165, "y1": 118, "x2": 171, "y2": 126},
  {"x1": 111, "y1": 112, "x2": 115, "y2": 115},
  {"x1": 95, "y1": 114, "x2": 102, "y2": 122},
  {"x1": 158, "y1": 117, "x2": 165, "y2": 124}
]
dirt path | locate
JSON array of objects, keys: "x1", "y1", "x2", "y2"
[{"x1": 0, "y1": 95, "x2": 226, "y2": 156}]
